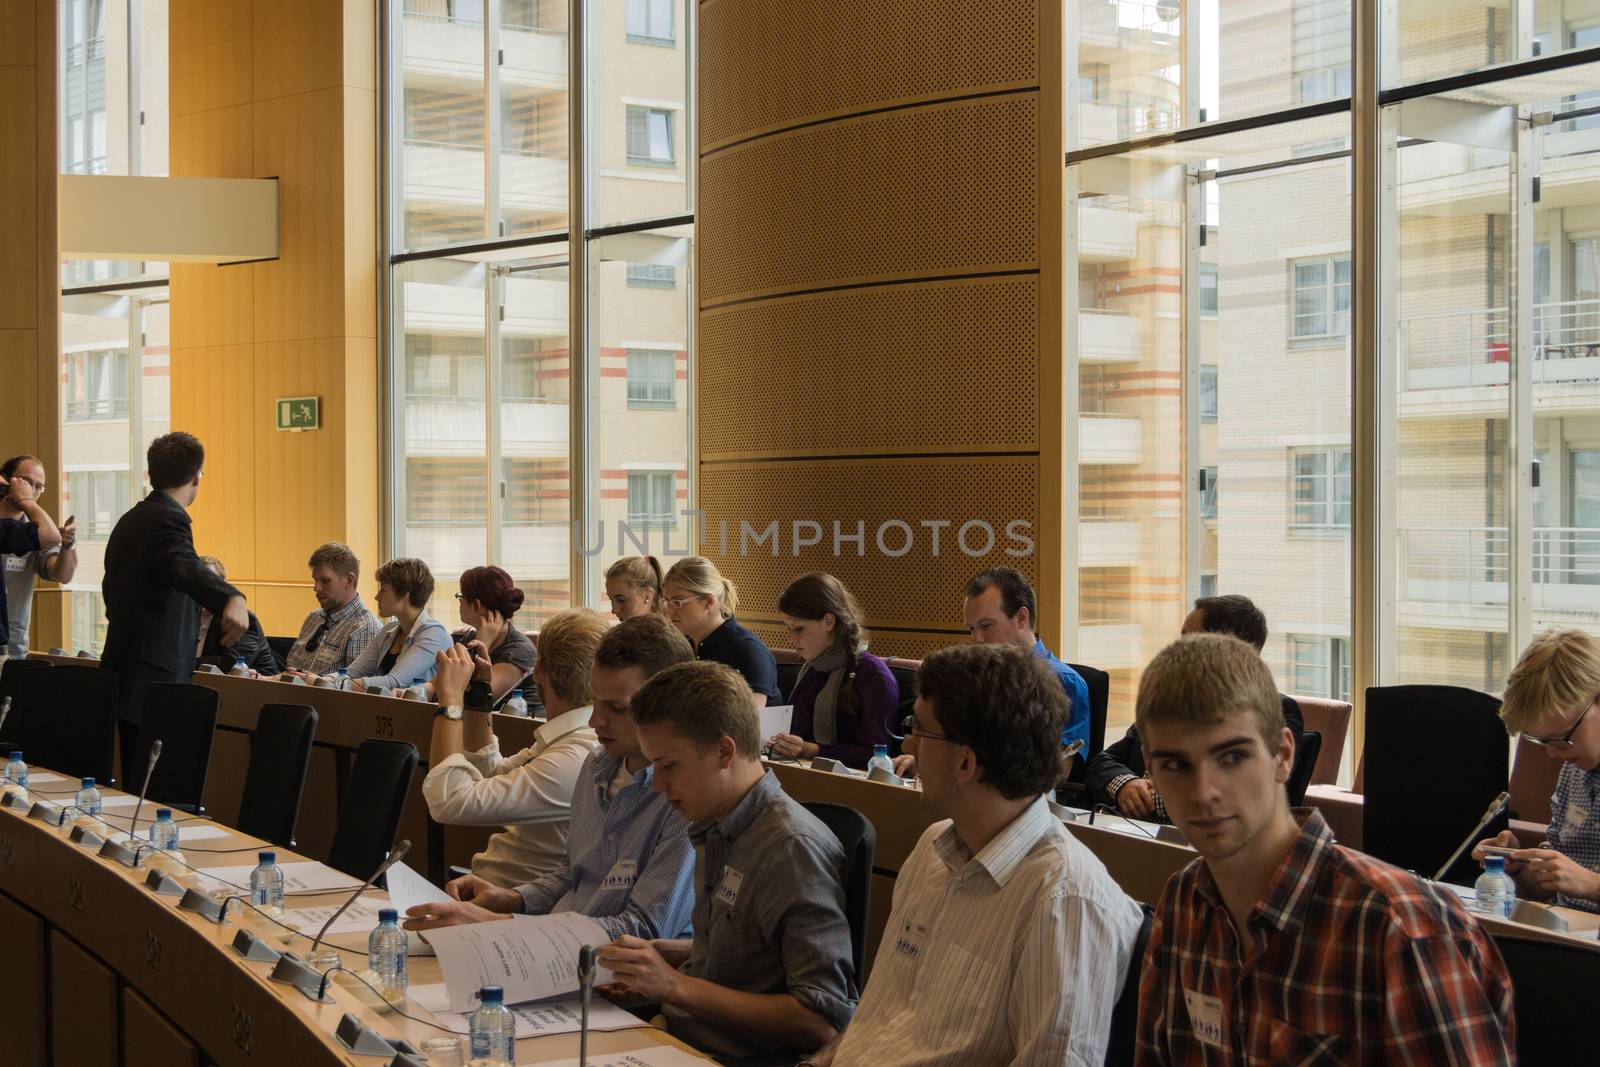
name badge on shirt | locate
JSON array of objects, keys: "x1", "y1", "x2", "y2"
[
  {"x1": 893, "y1": 920, "x2": 928, "y2": 961},
  {"x1": 1566, "y1": 800, "x2": 1589, "y2": 831},
  {"x1": 4, "y1": 555, "x2": 25, "y2": 573},
  {"x1": 1183, "y1": 988, "x2": 1227, "y2": 1050},
  {"x1": 714, "y1": 867, "x2": 744, "y2": 908},
  {"x1": 602, "y1": 858, "x2": 638, "y2": 890}
]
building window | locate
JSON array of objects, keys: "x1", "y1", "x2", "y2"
[
  {"x1": 404, "y1": 88, "x2": 485, "y2": 148},
  {"x1": 1200, "y1": 573, "x2": 1218, "y2": 598},
  {"x1": 1200, "y1": 365, "x2": 1218, "y2": 422},
  {"x1": 70, "y1": 590, "x2": 109, "y2": 656},
  {"x1": 1288, "y1": 634, "x2": 1352, "y2": 703},
  {"x1": 625, "y1": 106, "x2": 675, "y2": 166},
  {"x1": 64, "y1": 349, "x2": 130, "y2": 421},
  {"x1": 1200, "y1": 262, "x2": 1218, "y2": 317},
  {"x1": 626, "y1": 0, "x2": 673, "y2": 43},
  {"x1": 1290, "y1": 255, "x2": 1351, "y2": 342},
  {"x1": 626, "y1": 349, "x2": 676, "y2": 407},
  {"x1": 405, "y1": 335, "x2": 486, "y2": 399},
  {"x1": 406, "y1": 458, "x2": 488, "y2": 526},
  {"x1": 1201, "y1": 466, "x2": 1218, "y2": 520},
  {"x1": 627, "y1": 471, "x2": 676, "y2": 527},
  {"x1": 626, "y1": 262, "x2": 677, "y2": 289},
  {"x1": 1291, "y1": 447, "x2": 1352, "y2": 529},
  {"x1": 67, "y1": 470, "x2": 131, "y2": 541}
]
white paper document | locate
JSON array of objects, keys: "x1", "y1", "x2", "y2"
[
  {"x1": 197, "y1": 860, "x2": 361, "y2": 894},
  {"x1": 758, "y1": 704, "x2": 793, "y2": 747},
  {"x1": 386, "y1": 860, "x2": 451, "y2": 914},
  {"x1": 537, "y1": 1049, "x2": 714, "y2": 1067},
  {"x1": 423, "y1": 912, "x2": 616, "y2": 1012},
  {"x1": 408, "y1": 983, "x2": 645, "y2": 1038},
  {"x1": 280, "y1": 900, "x2": 388, "y2": 936},
  {"x1": 24, "y1": 772, "x2": 67, "y2": 785},
  {"x1": 110, "y1": 824, "x2": 230, "y2": 843},
  {"x1": 95, "y1": 794, "x2": 142, "y2": 809}
]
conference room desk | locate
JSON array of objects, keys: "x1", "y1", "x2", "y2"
[
  {"x1": 0, "y1": 763, "x2": 713, "y2": 1067},
  {"x1": 36, "y1": 656, "x2": 543, "y2": 884}
]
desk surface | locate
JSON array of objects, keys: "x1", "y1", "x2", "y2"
[{"x1": 0, "y1": 762, "x2": 713, "y2": 1066}]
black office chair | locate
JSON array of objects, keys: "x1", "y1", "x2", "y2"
[
  {"x1": 1495, "y1": 933, "x2": 1600, "y2": 1064},
  {"x1": 1286, "y1": 730, "x2": 1322, "y2": 807},
  {"x1": 1068, "y1": 662, "x2": 1111, "y2": 762},
  {"x1": 265, "y1": 635, "x2": 297, "y2": 666},
  {"x1": 1105, "y1": 904, "x2": 1156, "y2": 1067},
  {"x1": 1363, "y1": 684, "x2": 1508, "y2": 885},
  {"x1": 801, "y1": 801, "x2": 875, "y2": 984},
  {"x1": 775, "y1": 660, "x2": 803, "y2": 704},
  {"x1": 236, "y1": 704, "x2": 318, "y2": 847},
  {"x1": 131, "y1": 683, "x2": 220, "y2": 812},
  {"x1": 0, "y1": 657, "x2": 51, "y2": 748},
  {"x1": 327, "y1": 739, "x2": 418, "y2": 880},
  {"x1": 885, "y1": 659, "x2": 918, "y2": 758},
  {"x1": 4, "y1": 663, "x2": 118, "y2": 783}
]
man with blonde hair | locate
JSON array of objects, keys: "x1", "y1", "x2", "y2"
[
  {"x1": 1136, "y1": 633, "x2": 1515, "y2": 1063},
  {"x1": 1474, "y1": 628, "x2": 1600, "y2": 912},
  {"x1": 422, "y1": 607, "x2": 610, "y2": 887}
]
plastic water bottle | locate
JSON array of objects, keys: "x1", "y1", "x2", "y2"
[
  {"x1": 149, "y1": 808, "x2": 180, "y2": 852},
  {"x1": 4, "y1": 750, "x2": 27, "y2": 789},
  {"x1": 368, "y1": 908, "x2": 408, "y2": 1001},
  {"x1": 230, "y1": 655, "x2": 250, "y2": 677},
  {"x1": 74, "y1": 777, "x2": 102, "y2": 818},
  {"x1": 334, "y1": 667, "x2": 350, "y2": 690},
  {"x1": 1475, "y1": 855, "x2": 1517, "y2": 918},
  {"x1": 468, "y1": 985, "x2": 516, "y2": 1064},
  {"x1": 250, "y1": 851, "x2": 285, "y2": 917},
  {"x1": 867, "y1": 744, "x2": 895, "y2": 776},
  {"x1": 505, "y1": 690, "x2": 528, "y2": 717}
]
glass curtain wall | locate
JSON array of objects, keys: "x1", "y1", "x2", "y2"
[
  {"x1": 1068, "y1": 0, "x2": 1600, "y2": 764},
  {"x1": 387, "y1": 0, "x2": 693, "y2": 619},
  {"x1": 56, "y1": 0, "x2": 171, "y2": 654}
]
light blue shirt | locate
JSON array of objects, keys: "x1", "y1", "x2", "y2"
[
  {"x1": 345, "y1": 608, "x2": 452, "y2": 689},
  {"x1": 1034, "y1": 638, "x2": 1091, "y2": 752},
  {"x1": 516, "y1": 749, "x2": 697, "y2": 941}
]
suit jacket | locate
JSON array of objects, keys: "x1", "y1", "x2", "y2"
[
  {"x1": 200, "y1": 609, "x2": 278, "y2": 675},
  {"x1": 101, "y1": 492, "x2": 241, "y2": 677}
]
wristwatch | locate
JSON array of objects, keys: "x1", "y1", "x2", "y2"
[{"x1": 436, "y1": 703, "x2": 464, "y2": 721}]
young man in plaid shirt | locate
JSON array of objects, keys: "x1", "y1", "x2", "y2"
[{"x1": 1134, "y1": 633, "x2": 1515, "y2": 1065}]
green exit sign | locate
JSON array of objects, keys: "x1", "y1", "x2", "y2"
[{"x1": 276, "y1": 396, "x2": 320, "y2": 431}]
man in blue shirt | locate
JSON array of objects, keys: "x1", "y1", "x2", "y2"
[
  {"x1": 894, "y1": 566, "x2": 1091, "y2": 782},
  {"x1": 404, "y1": 614, "x2": 697, "y2": 940}
]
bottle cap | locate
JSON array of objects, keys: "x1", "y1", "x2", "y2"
[
  {"x1": 379, "y1": 907, "x2": 398, "y2": 923},
  {"x1": 259, "y1": 851, "x2": 276, "y2": 864},
  {"x1": 10, "y1": 751, "x2": 20, "y2": 760},
  {"x1": 1485, "y1": 855, "x2": 1507, "y2": 870},
  {"x1": 478, "y1": 985, "x2": 504, "y2": 1004},
  {"x1": 81, "y1": 777, "x2": 95, "y2": 787},
  {"x1": 156, "y1": 807, "x2": 172, "y2": 818}
]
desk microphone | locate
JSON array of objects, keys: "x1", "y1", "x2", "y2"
[
  {"x1": 578, "y1": 944, "x2": 596, "y2": 1067},
  {"x1": 127, "y1": 739, "x2": 163, "y2": 843},
  {"x1": 308, "y1": 839, "x2": 411, "y2": 961},
  {"x1": 1432, "y1": 791, "x2": 1511, "y2": 882},
  {"x1": 0, "y1": 696, "x2": 12, "y2": 736}
]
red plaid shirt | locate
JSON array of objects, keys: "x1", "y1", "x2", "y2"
[{"x1": 1137, "y1": 811, "x2": 1515, "y2": 1065}]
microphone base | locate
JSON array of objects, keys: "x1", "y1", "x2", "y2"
[
  {"x1": 28, "y1": 802, "x2": 66, "y2": 826},
  {"x1": 268, "y1": 952, "x2": 336, "y2": 1003},
  {"x1": 231, "y1": 928, "x2": 284, "y2": 963},
  {"x1": 98, "y1": 839, "x2": 140, "y2": 867},
  {"x1": 334, "y1": 1013, "x2": 419, "y2": 1056},
  {"x1": 177, "y1": 888, "x2": 227, "y2": 923},
  {"x1": 144, "y1": 869, "x2": 186, "y2": 897},
  {"x1": 69, "y1": 825, "x2": 104, "y2": 849}
]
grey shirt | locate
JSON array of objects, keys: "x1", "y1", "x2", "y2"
[
  {"x1": 4, "y1": 517, "x2": 59, "y2": 658},
  {"x1": 664, "y1": 769, "x2": 857, "y2": 1057}
]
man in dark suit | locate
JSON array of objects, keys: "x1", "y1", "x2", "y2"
[{"x1": 102, "y1": 432, "x2": 249, "y2": 784}]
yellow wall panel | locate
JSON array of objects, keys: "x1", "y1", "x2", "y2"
[
  {"x1": 173, "y1": 343, "x2": 259, "y2": 574},
  {"x1": 250, "y1": 337, "x2": 346, "y2": 580},
  {"x1": 0, "y1": 0, "x2": 38, "y2": 66},
  {"x1": 0, "y1": 68, "x2": 39, "y2": 329},
  {"x1": 169, "y1": 0, "x2": 253, "y2": 118},
  {"x1": 342, "y1": 86, "x2": 378, "y2": 340},
  {"x1": 340, "y1": 334, "x2": 381, "y2": 569},
  {"x1": 169, "y1": 104, "x2": 255, "y2": 178},
  {"x1": 253, "y1": 0, "x2": 346, "y2": 101},
  {"x1": 253, "y1": 88, "x2": 345, "y2": 344}
]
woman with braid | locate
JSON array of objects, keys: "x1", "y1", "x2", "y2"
[
  {"x1": 605, "y1": 555, "x2": 668, "y2": 621},
  {"x1": 768, "y1": 573, "x2": 899, "y2": 768}
]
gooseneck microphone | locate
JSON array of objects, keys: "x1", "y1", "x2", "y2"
[
  {"x1": 578, "y1": 944, "x2": 596, "y2": 1067},
  {"x1": 1433, "y1": 791, "x2": 1511, "y2": 882},
  {"x1": 308, "y1": 839, "x2": 412, "y2": 961},
  {"x1": 127, "y1": 739, "x2": 164, "y2": 844},
  {"x1": 0, "y1": 696, "x2": 12, "y2": 736}
]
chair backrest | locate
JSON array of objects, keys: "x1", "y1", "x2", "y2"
[
  {"x1": 800, "y1": 801, "x2": 875, "y2": 984},
  {"x1": 0, "y1": 657, "x2": 52, "y2": 746},
  {"x1": 884, "y1": 657, "x2": 921, "y2": 758},
  {"x1": 1105, "y1": 904, "x2": 1155, "y2": 1067},
  {"x1": 1363, "y1": 684, "x2": 1508, "y2": 884},
  {"x1": 328, "y1": 739, "x2": 418, "y2": 880},
  {"x1": 1509, "y1": 734, "x2": 1560, "y2": 825},
  {"x1": 772, "y1": 648, "x2": 804, "y2": 703},
  {"x1": 7, "y1": 663, "x2": 117, "y2": 782},
  {"x1": 1067, "y1": 661, "x2": 1111, "y2": 761},
  {"x1": 1495, "y1": 933, "x2": 1600, "y2": 1064},
  {"x1": 236, "y1": 704, "x2": 318, "y2": 847},
  {"x1": 133, "y1": 683, "x2": 221, "y2": 811},
  {"x1": 1286, "y1": 730, "x2": 1322, "y2": 806},
  {"x1": 265, "y1": 635, "x2": 297, "y2": 666},
  {"x1": 1295, "y1": 696, "x2": 1352, "y2": 785}
]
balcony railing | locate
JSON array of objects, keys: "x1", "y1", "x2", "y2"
[
  {"x1": 1398, "y1": 525, "x2": 1600, "y2": 613},
  {"x1": 1399, "y1": 298, "x2": 1600, "y2": 391}
]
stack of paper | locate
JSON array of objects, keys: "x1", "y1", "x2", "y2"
[
  {"x1": 408, "y1": 984, "x2": 645, "y2": 1038},
  {"x1": 422, "y1": 912, "x2": 616, "y2": 1012}
]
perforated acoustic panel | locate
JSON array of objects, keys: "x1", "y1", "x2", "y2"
[
  {"x1": 743, "y1": 620, "x2": 965, "y2": 665},
  {"x1": 698, "y1": 93, "x2": 1039, "y2": 306},
  {"x1": 699, "y1": 0, "x2": 1039, "y2": 152},
  {"x1": 699, "y1": 456, "x2": 1039, "y2": 634},
  {"x1": 699, "y1": 276, "x2": 1039, "y2": 460}
]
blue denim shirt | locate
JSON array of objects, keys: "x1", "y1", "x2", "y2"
[
  {"x1": 1035, "y1": 638, "x2": 1091, "y2": 752},
  {"x1": 516, "y1": 748, "x2": 696, "y2": 940}
]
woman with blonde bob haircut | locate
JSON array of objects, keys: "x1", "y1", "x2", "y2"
[
  {"x1": 1473, "y1": 628, "x2": 1600, "y2": 912},
  {"x1": 605, "y1": 555, "x2": 667, "y2": 621},
  {"x1": 661, "y1": 556, "x2": 780, "y2": 706}
]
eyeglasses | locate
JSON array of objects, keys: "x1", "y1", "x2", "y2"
[
  {"x1": 1525, "y1": 695, "x2": 1599, "y2": 750},
  {"x1": 454, "y1": 593, "x2": 465, "y2": 601},
  {"x1": 900, "y1": 715, "x2": 954, "y2": 743},
  {"x1": 664, "y1": 596, "x2": 697, "y2": 610}
]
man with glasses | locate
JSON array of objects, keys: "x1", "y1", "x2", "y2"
[
  {"x1": 1475, "y1": 628, "x2": 1600, "y2": 913},
  {"x1": 803, "y1": 644, "x2": 1142, "y2": 1067},
  {"x1": 0, "y1": 455, "x2": 68, "y2": 662},
  {"x1": 281, "y1": 541, "x2": 382, "y2": 680}
]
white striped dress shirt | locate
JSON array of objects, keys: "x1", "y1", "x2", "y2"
[{"x1": 833, "y1": 795, "x2": 1143, "y2": 1067}]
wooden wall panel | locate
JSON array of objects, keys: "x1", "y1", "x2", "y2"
[
  {"x1": 0, "y1": 893, "x2": 49, "y2": 1066},
  {"x1": 253, "y1": 0, "x2": 347, "y2": 101},
  {"x1": 169, "y1": 0, "x2": 253, "y2": 118},
  {"x1": 123, "y1": 989, "x2": 202, "y2": 1067},
  {"x1": 49, "y1": 931, "x2": 120, "y2": 1067},
  {"x1": 0, "y1": 68, "x2": 39, "y2": 329}
]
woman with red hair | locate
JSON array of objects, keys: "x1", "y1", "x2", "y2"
[{"x1": 449, "y1": 565, "x2": 536, "y2": 706}]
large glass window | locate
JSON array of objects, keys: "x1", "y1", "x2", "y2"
[
  {"x1": 1291, "y1": 448, "x2": 1352, "y2": 529},
  {"x1": 1291, "y1": 255, "x2": 1351, "y2": 342}
]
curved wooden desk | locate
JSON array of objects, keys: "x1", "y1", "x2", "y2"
[{"x1": 0, "y1": 763, "x2": 713, "y2": 1066}]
